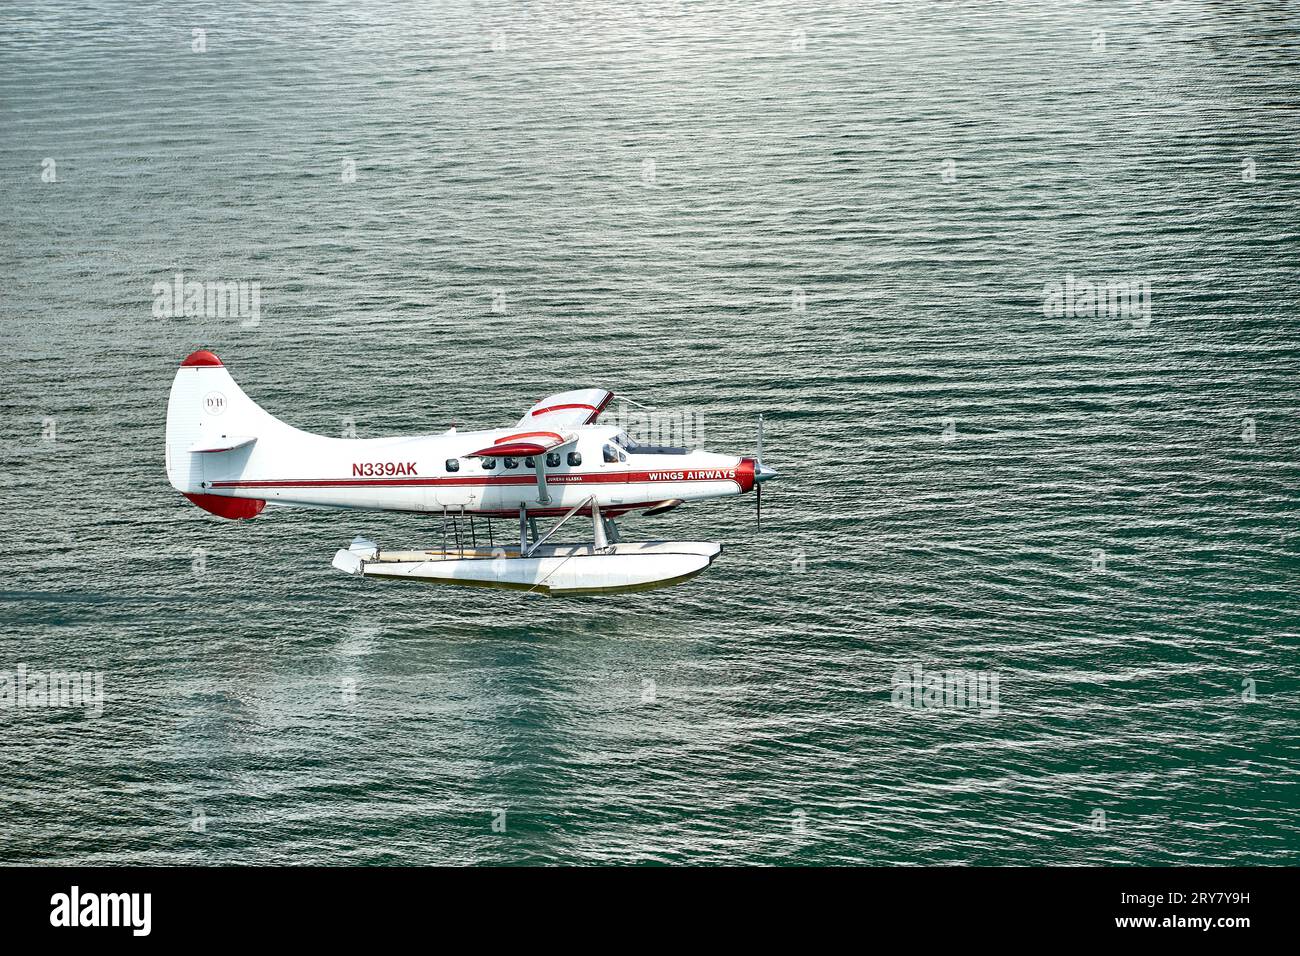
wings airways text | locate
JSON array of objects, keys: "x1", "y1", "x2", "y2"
[{"x1": 648, "y1": 469, "x2": 737, "y2": 481}]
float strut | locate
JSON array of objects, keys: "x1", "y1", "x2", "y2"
[{"x1": 592, "y1": 499, "x2": 608, "y2": 550}]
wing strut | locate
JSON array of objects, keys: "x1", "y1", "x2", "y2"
[{"x1": 533, "y1": 455, "x2": 551, "y2": 504}]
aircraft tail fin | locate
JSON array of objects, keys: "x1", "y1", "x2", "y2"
[{"x1": 165, "y1": 350, "x2": 277, "y2": 518}]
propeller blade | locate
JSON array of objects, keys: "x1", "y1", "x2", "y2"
[{"x1": 756, "y1": 481, "x2": 761, "y2": 529}]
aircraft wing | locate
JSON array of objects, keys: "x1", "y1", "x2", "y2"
[
  {"x1": 469, "y1": 429, "x2": 577, "y2": 458},
  {"x1": 517, "y1": 388, "x2": 613, "y2": 429}
]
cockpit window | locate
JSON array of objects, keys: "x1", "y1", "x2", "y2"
[{"x1": 603, "y1": 444, "x2": 619, "y2": 464}]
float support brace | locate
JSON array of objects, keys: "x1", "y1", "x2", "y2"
[{"x1": 592, "y1": 498, "x2": 608, "y2": 550}]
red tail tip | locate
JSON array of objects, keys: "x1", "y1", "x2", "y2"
[
  {"x1": 184, "y1": 493, "x2": 264, "y2": 519},
  {"x1": 181, "y1": 349, "x2": 223, "y2": 368}
]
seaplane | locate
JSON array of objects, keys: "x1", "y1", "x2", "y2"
[{"x1": 165, "y1": 350, "x2": 779, "y2": 595}]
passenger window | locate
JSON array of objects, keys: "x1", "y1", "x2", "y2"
[
  {"x1": 504, "y1": 457, "x2": 518, "y2": 469},
  {"x1": 524, "y1": 457, "x2": 535, "y2": 468},
  {"x1": 546, "y1": 452, "x2": 561, "y2": 468},
  {"x1": 480, "y1": 457, "x2": 496, "y2": 469},
  {"x1": 567, "y1": 452, "x2": 582, "y2": 467},
  {"x1": 603, "y1": 444, "x2": 619, "y2": 464},
  {"x1": 445, "y1": 458, "x2": 460, "y2": 472}
]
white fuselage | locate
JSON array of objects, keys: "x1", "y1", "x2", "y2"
[{"x1": 194, "y1": 425, "x2": 753, "y2": 516}]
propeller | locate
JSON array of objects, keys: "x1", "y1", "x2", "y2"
[{"x1": 756, "y1": 415, "x2": 765, "y2": 529}]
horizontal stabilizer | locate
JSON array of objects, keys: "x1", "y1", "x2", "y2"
[{"x1": 188, "y1": 435, "x2": 257, "y2": 453}]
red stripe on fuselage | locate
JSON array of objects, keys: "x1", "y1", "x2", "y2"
[{"x1": 208, "y1": 470, "x2": 741, "y2": 491}]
